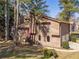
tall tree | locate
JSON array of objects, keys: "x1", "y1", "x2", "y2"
[
  {"x1": 11, "y1": 0, "x2": 48, "y2": 45},
  {"x1": 0, "y1": 0, "x2": 14, "y2": 40},
  {"x1": 5, "y1": 0, "x2": 9, "y2": 40},
  {"x1": 0, "y1": 0, "x2": 5, "y2": 39},
  {"x1": 13, "y1": 0, "x2": 19, "y2": 42},
  {"x1": 59, "y1": 0, "x2": 79, "y2": 21},
  {"x1": 20, "y1": 0, "x2": 48, "y2": 44},
  {"x1": 13, "y1": 0, "x2": 31, "y2": 44}
]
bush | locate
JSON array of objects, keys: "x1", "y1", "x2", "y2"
[
  {"x1": 52, "y1": 49, "x2": 58, "y2": 58},
  {"x1": 71, "y1": 38, "x2": 76, "y2": 42},
  {"x1": 70, "y1": 34, "x2": 76, "y2": 42},
  {"x1": 62, "y1": 41, "x2": 69, "y2": 49},
  {"x1": 43, "y1": 48, "x2": 58, "y2": 58},
  {"x1": 76, "y1": 38, "x2": 79, "y2": 43}
]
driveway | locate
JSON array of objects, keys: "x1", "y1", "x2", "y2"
[{"x1": 69, "y1": 42, "x2": 79, "y2": 50}]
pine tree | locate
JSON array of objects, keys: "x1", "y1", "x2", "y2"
[
  {"x1": 20, "y1": 0, "x2": 48, "y2": 44},
  {"x1": 59, "y1": 0, "x2": 79, "y2": 21},
  {"x1": 5, "y1": 0, "x2": 9, "y2": 41},
  {"x1": 0, "y1": 0, "x2": 14, "y2": 40},
  {"x1": 0, "y1": 0, "x2": 5, "y2": 40}
]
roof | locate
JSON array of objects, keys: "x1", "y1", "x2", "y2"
[
  {"x1": 24, "y1": 15, "x2": 73, "y2": 24},
  {"x1": 42, "y1": 15, "x2": 73, "y2": 24}
]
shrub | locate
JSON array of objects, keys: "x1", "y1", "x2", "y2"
[
  {"x1": 71, "y1": 38, "x2": 76, "y2": 42},
  {"x1": 76, "y1": 38, "x2": 79, "y2": 43},
  {"x1": 70, "y1": 34, "x2": 76, "y2": 42},
  {"x1": 52, "y1": 49, "x2": 58, "y2": 58},
  {"x1": 43, "y1": 48, "x2": 58, "y2": 58},
  {"x1": 62, "y1": 41, "x2": 69, "y2": 49}
]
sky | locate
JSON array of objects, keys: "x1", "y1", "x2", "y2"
[
  {"x1": 46, "y1": 0, "x2": 79, "y2": 18},
  {"x1": 46, "y1": 0, "x2": 60, "y2": 18}
]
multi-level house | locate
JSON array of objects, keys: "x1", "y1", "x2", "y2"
[
  {"x1": 35, "y1": 16, "x2": 73, "y2": 48},
  {"x1": 17, "y1": 15, "x2": 73, "y2": 48},
  {"x1": 70, "y1": 19, "x2": 79, "y2": 39}
]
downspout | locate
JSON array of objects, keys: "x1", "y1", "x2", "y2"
[
  {"x1": 59, "y1": 23, "x2": 62, "y2": 47},
  {"x1": 69, "y1": 22, "x2": 71, "y2": 41}
]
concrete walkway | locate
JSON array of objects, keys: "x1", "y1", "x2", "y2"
[
  {"x1": 45, "y1": 47, "x2": 79, "y2": 52},
  {"x1": 45, "y1": 42, "x2": 79, "y2": 52}
]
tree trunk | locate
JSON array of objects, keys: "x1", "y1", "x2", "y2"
[
  {"x1": 5, "y1": 0, "x2": 9, "y2": 41},
  {"x1": 14, "y1": 0, "x2": 19, "y2": 44}
]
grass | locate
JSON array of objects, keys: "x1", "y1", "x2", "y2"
[
  {"x1": 2, "y1": 50, "x2": 79, "y2": 59},
  {"x1": 0, "y1": 42, "x2": 43, "y2": 59},
  {"x1": 1, "y1": 41, "x2": 79, "y2": 59},
  {"x1": 1, "y1": 48, "x2": 79, "y2": 59},
  {"x1": 57, "y1": 51, "x2": 79, "y2": 59},
  {"x1": 0, "y1": 50, "x2": 42, "y2": 59}
]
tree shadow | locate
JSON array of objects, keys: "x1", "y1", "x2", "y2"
[{"x1": 0, "y1": 43, "x2": 43, "y2": 59}]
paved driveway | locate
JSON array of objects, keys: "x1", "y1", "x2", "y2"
[{"x1": 69, "y1": 42, "x2": 79, "y2": 50}]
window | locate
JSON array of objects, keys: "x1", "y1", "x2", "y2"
[
  {"x1": 38, "y1": 35, "x2": 41, "y2": 41},
  {"x1": 47, "y1": 36, "x2": 50, "y2": 42}
]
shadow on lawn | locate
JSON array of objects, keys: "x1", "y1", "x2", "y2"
[{"x1": 0, "y1": 45, "x2": 43, "y2": 59}]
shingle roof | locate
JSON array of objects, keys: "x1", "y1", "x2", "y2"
[{"x1": 42, "y1": 15, "x2": 73, "y2": 24}]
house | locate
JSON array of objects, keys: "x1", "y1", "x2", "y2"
[
  {"x1": 70, "y1": 20, "x2": 79, "y2": 32},
  {"x1": 70, "y1": 20, "x2": 79, "y2": 40},
  {"x1": 35, "y1": 16, "x2": 73, "y2": 48},
  {"x1": 17, "y1": 15, "x2": 73, "y2": 48},
  {"x1": 74, "y1": 21, "x2": 79, "y2": 31}
]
